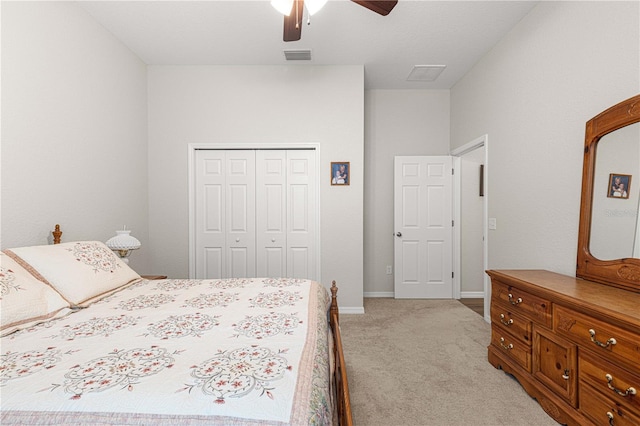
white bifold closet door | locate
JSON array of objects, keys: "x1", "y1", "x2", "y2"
[{"x1": 194, "y1": 149, "x2": 316, "y2": 280}]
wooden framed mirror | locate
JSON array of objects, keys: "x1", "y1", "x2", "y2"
[{"x1": 576, "y1": 93, "x2": 640, "y2": 292}]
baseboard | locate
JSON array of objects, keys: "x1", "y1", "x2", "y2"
[
  {"x1": 364, "y1": 291, "x2": 482, "y2": 299},
  {"x1": 461, "y1": 291, "x2": 484, "y2": 298},
  {"x1": 364, "y1": 291, "x2": 395, "y2": 298},
  {"x1": 339, "y1": 306, "x2": 365, "y2": 314}
]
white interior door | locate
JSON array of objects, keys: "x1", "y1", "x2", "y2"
[{"x1": 394, "y1": 156, "x2": 453, "y2": 298}]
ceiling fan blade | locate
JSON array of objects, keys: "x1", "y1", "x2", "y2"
[
  {"x1": 351, "y1": 0, "x2": 397, "y2": 16},
  {"x1": 283, "y1": 0, "x2": 304, "y2": 42}
]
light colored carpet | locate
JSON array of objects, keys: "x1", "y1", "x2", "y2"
[{"x1": 339, "y1": 298, "x2": 558, "y2": 426}]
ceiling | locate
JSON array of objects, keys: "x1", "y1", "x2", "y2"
[{"x1": 78, "y1": 0, "x2": 538, "y2": 90}]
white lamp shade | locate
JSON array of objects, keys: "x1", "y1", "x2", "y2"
[
  {"x1": 106, "y1": 230, "x2": 141, "y2": 251},
  {"x1": 271, "y1": 0, "x2": 294, "y2": 15},
  {"x1": 305, "y1": 0, "x2": 327, "y2": 15}
]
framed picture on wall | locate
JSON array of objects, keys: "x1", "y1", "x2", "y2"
[
  {"x1": 607, "y1": 173, "x2": 631, "y2": 199},
  {"x1": 331, "y1": 162, "x2": 350, "y2": 186}
]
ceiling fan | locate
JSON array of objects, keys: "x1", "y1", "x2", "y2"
[{"x1": 275, "y1": 0, "x2": 398, "y2": 42}]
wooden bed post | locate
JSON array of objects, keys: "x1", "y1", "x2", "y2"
[
  {"x1": 329, "y1": 280, "x2": 353, "y2": 426},
  {"x1": 52, "y1": 224, "x2": 62, "y2": 245},
  {"x1": 330, "y1": 280, "x2": 340, "y2": 323}
]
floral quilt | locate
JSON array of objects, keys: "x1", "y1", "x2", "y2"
[{"x1": 0, "y1": 278, "x2": 333, "y2": 425}]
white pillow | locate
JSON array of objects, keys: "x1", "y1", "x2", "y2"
[
  {"x1": 1, "y1": 252, "x2": 72, "y2": 336},
  {"x1": 5, "y1": 241, "x2": 141, "y2": 307}
]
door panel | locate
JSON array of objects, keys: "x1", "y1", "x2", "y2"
[
  {"x1": 427, "y1": 241, "x2": 444, "y2": 282},
  {"x1": 204, "y1": 247, "x2": 222, "y2": 279},
  {"x1": 226, "y1": 152, "x2": 256, "y2": 278},
  {"x1": 286, "y1": 150, "x2": 316, "y2": 280},
  {"x1": 204, "y1": 185, "x2": 223, "y2": 232},
  {"x1": 264, "y1": 248, "x2": 284, "y2": 278},
  {"x1": 257, "y1": 150, "x2": 287, "y2": 278},
  {"x1": 402, "y1": 241, "x2": 419, "y2": 282},
  {"x1": 195, "y1": 150, "x2": 226, "y2": 279},
  {"x1": 290, "y1": 247, "x2": 309, "y2": 279},
  {"x1": 394, "y1": 156, "x2": 453, "y2": 298},
  {"x1": 402, "y1": 185, "x2": 420, "y2": 226},
  {"x1": 230, "y1": 247, "x2": 250, "y2": 278}
]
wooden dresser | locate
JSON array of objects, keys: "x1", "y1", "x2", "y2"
[{"x1": 487, "y1": 270, "x2": 640, "y2": 426}]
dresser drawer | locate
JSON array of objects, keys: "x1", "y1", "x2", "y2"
[
  {"x1": 554, "y1": 305, "x2": 640, "y2": 369},
  {"x1": 491, "y1": 325, "x2": 531, "y2": 372},
  {"x1": 492, "y1": 280, "x2": 551, "y2": 327},
  {"x1": 490, "y1": 305, "x2": 532, "y2": 345},
  {"x1": 580, "y1": 381, "x2": 640, "y2": 426},
  {"x1": 579, "y1": 351, "x2": 639, "y2": 413}
]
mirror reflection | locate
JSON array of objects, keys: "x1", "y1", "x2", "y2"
[{"x1": 590, "y1": 122, "x2": 640, "y2": 260}]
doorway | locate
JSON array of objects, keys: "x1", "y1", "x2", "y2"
[{"x1": 451, "y1": 135, "x2": 489, "y2": 322}]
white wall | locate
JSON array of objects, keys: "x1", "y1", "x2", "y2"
[
  {"x1": 363, "y1": 90, "x2": 450, "y2": 296},
  {"x1": 1, "y1": 2, "x2": 150, "y2": 273},
  {"x1": 451, "y1": 1, "x2": 640, "y2": 276},
  {"x1": 147, "y1": 65, "x2": 365, "y2": 310}
]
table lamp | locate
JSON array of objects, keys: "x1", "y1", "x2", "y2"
[{"x1": 106, "y1": 227, "x2": 141, "y2": 264}]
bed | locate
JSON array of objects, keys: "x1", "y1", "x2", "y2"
[{"x1": 0, "y1": 226, "x2": 352, "y2": 425}]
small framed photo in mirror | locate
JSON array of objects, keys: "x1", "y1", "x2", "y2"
[
  {"x1": 331, "y1": 162, "x2": 350, "y2": 186},
  {"x1": 607, "y1": 173, "x2": 631, "y2": 199}
]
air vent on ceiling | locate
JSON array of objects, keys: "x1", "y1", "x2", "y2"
[
  {"x1": 407, "y1": 65, "x2": 447, "y2": 82},
  {"x1": 284, "y1": 49, "x2": 312, "y2": 61}
]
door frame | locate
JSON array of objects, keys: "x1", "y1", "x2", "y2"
[
  {"x1": 450, "y1": 134, "x2": 490, "y2": 323},
  {"x1": 187, "y1": 142, "x2": 322, "y2": 282}
]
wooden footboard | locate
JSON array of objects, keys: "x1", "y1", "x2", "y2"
[{"x1": 330, "y1": 281, "x2": 353, "y2": 426}]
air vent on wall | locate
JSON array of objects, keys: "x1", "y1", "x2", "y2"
[
  {"x1": 283, "y1": 49, "x2": 312, "y2": 61},
  {"x1": 407, "y1": 65, "x2": 446, "y2": 82}
]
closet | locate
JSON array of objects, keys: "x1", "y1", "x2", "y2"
[{"x1": 193, "y1": 149, "x2": 317, "y2": 280}]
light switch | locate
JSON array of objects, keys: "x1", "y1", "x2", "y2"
[{"x1": 489, "y1": 218, "x2": 497, "y2": 230}]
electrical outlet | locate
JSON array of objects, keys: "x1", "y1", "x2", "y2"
[
  {"x1": 386, "y1": 265, "x2": 393, "y2": 275},
  {"x1": 489, "y1": 218, "x2": 497, "y2": 230}
]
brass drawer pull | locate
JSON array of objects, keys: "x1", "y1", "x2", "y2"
[
  {"x1": 588, "y1": 329, "x2": 617, "y2": 348},
  {"x1": 605, "y1": 374, "x2": 637, "y2": 397},
  {"x1": 507, "y1": 293, "x2": 523, "y2": 305},
  {"x1": 499, "y1": 337, "x2": 513, "y2": 351},
  {"x1": 562, "y1": 369, "x2": 570, "y2": 380},
  {"x1": 607, "y1": 411, "x2": 615, "y2": 426},
  {"x1": 499, "y1": 314, "x2": 514, "y2": 326}
]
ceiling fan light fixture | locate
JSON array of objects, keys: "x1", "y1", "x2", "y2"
[
  {"x1": 305, "y1": 0, "x2": 328, "y2": 15},
  {"x1": 406, "y1": 65, "x2": 447, "y2": 82},
  {"x1": 271, "y1": 0, "x2": 294, "y2": 16}
]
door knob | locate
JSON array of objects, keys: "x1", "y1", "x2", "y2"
[{"x1": 396, "y1": 232, "x2": 402, "y2": 237}]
